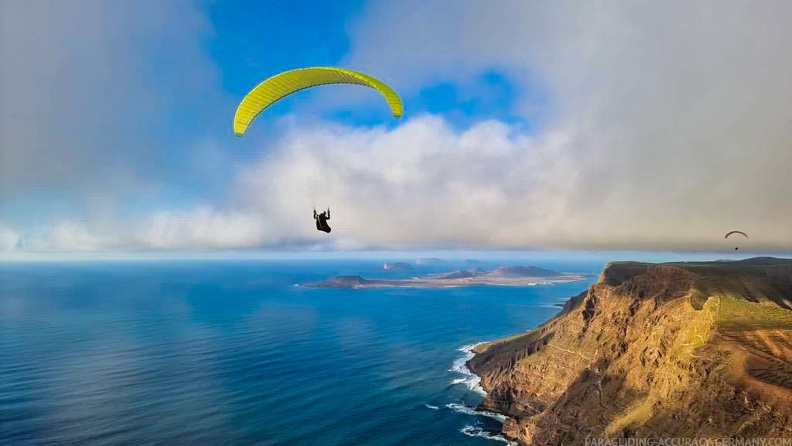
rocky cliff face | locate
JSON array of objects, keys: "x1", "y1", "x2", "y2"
[{"x1": 468, "y1": 258, "x2": 792, "y2": 445}]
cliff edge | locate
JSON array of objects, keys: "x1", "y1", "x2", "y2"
[{"x1": 468, "y1": 257, "x2": 792, "y2": 445}]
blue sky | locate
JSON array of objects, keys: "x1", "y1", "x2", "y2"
[
  {"x1": 1, "y1": 1, "x2": 791, "y2": 254},
  {"x1": 209, "y1": 0, "x2": 366, "y2": 95},
  {"x1": 206, "y1": 0, "x2": 531, "y2": 129}
]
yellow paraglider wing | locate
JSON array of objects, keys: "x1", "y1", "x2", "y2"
[{"x1": 233, "y1": 67, "x2": 403, "y2": 136}]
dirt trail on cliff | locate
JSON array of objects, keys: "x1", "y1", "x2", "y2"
[{"x1": 468, "y1": 257, "x2": 792, "y2": 445}]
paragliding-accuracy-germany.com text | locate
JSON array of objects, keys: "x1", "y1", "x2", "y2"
[{"x1": 585, "y1": 438, "x2": 792, "y2": 446}]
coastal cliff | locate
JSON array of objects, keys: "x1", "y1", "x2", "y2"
[{"x1": 468, "y1": 257, "x2": 792, "y2": 445}]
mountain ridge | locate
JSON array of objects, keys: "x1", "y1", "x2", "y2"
[{"x1": 468, "y1": 257, "x2": 792, "y2": 445}]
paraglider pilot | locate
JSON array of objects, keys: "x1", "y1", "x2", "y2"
[{"x1": 314, "y1": 208, "x2": 331, "y2": 233}]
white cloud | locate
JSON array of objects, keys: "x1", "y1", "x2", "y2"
[
  {"x1": 0, "y1": 207, "x2": 273, "y2": 253},
  {"x1": 139, "y1": 207, "x2": 270, "y2": 250},
  {"x1": 6, "y1": 221, "x2": 117, "y2": 252},
  {"x1": 236, "y1": 115, "x2": 790, "y2": 251},
  {"x1": 3, "y1": 1, "x2": 791, "y2": 253},
  {"x1": 0, "y1": 225, "x2": 22, "y2": 251},
  {"x1": 44, "y1": 221, "x2": 108, "y2": 251},
  {"x1": 325, "y1": 0, "x2": 792, "y2": 251},
  {"x1": 238, "y1": 116, "x2": 572, "y2": 247},
  {"x1": 0, "y1": 0, "x2": 222, "y2": 199}
]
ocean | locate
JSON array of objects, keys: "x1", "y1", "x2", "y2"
[{"x1": 0, "y1": 257, "x2": 609, "y2": 445}]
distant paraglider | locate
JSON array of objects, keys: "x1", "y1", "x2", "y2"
[
  {"x1": 725, "y1": 230, "x2": 748, "y2": 250},
  {"x1": 233, "y1": 66, "x2": 403, "y2": 136}
]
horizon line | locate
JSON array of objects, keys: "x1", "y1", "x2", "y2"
[{"x1": 1, "y1": 249, "x2": 789, "y2": 263}]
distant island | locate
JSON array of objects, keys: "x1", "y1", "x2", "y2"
[
  {"x1": 383, "y1": 262, "x2": 413, "y2": 271},
  {"x1": 485, "y1": 265, "x2": 561, "y2": 277},
  {"x1": 415, "y1": 257, "x2": 446, "y2": 265},
  {"x1": 303, "y1": 265, "x2": 586, "y2": 289}
]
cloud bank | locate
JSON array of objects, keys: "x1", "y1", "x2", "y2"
[
  {"x1": 0, "y1": 0, "x2": 223, "y2": 202},
  {"x1": 2, "y1": 1, "x2": 791, "y2": 252},
  {"x1": 315, "y1": 0, "x2": 792, "y2": 251}
]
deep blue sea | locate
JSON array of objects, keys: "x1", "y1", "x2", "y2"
[{"x1": 1, "y1": 257, "x2": 612, "y2": 445}]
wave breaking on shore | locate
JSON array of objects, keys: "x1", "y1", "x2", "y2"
[
  {"x1": 449, "y1": 343, "x2": 486, "y2": 395},
  {"x1": 449, "y1": 343, "x2": 516, "y2": 444},
  {"x1": 446, "y1": 403, "x2": 507, "y2": 423},
  {"x1": 460, "y1": 426, "x2": 515, "y2": 444}
]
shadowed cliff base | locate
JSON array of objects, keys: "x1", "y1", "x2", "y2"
[{"x1": 468, "y1": 257, "x2": 792, "y2": 445}]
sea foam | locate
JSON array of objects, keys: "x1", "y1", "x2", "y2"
[
  {"x1": 446, "y1": 403, "x2": 507, "y2": 423},
  {"x1": 449, "y1": 343, "x2": 486, "y2": 395},
  {"x1": 460, "y1": 426, "x2": 515, "y2": 444}
]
